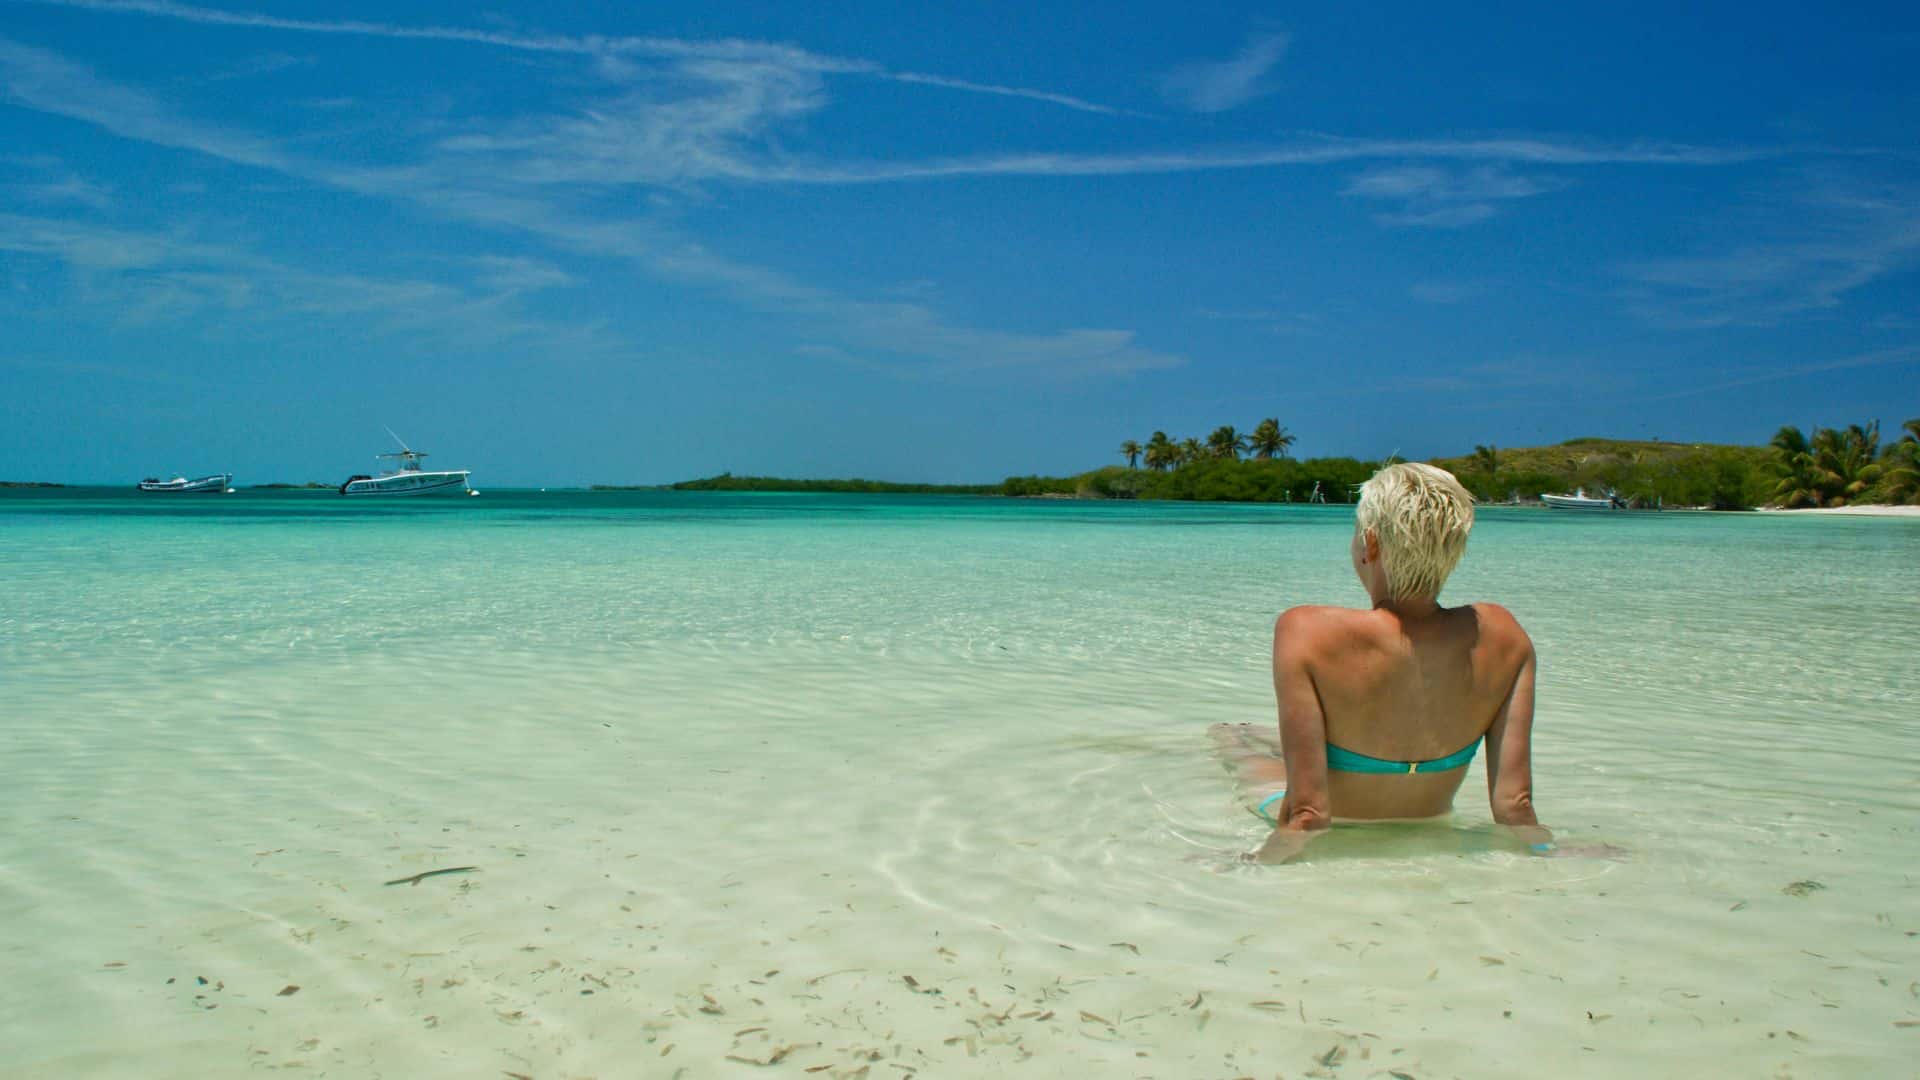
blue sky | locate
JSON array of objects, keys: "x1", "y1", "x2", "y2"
[{"x1": 2, "y1": 1, "x2": 1917, "y2": 485}]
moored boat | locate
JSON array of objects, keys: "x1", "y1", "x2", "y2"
[
  {"x1": 339, "y1": 431, "x2": 475, "y2": 496},
  {"x1": 138, "y1": 473, "x2": 233, "y2": 493},
  {"x1": 1541, "y1": 488, "x2": 1623, "y2": 511}
]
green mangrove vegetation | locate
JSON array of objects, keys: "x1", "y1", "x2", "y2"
[
  {"x1": 664, "y1": 474, "x2": 1002, "y2": 495},
  {"x1": 645, "y1": 415, "x2": 1920, "y2": 508},
  {"x1": 1766, "y1": 419, "x2": 1920, "y2": 508}
]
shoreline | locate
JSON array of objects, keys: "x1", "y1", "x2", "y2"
[
  {"x1": 7, "y1": 484, "x2": 1920, "y2": 515},
  {"x1": 1759, "y1": 505, "x2": 1920, "y2": 518}
]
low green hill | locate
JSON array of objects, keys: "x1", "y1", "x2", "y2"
[{"x1": 1429, "y1": 437, "x2": 1773, "y2": 508}]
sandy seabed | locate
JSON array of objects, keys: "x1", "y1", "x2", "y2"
[{"x1": 5, "y1": 490, "x2": 1918, "y2": 1078}]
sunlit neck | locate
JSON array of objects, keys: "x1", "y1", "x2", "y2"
[{"x1": 1372, "y1": 595, "x2": 1441, "y2": 619}]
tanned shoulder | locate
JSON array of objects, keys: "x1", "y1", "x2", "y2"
[
  {"x1": 1275, "y1": 605, "x2": 1353, "y2": 636},
  {"x1": 1275, "y1": 605, "x2": 1366, "y2": 661},
  {"x1": 1470, "y1": 602, "x2": 1534, "y2": 658}
]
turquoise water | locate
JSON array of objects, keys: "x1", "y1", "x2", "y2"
[{"x1": 2, "y1": 489, "x2": 1916, "y2": 1077}]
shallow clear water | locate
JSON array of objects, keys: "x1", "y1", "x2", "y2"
[{"x1": 2, "y1": 489, "x2": 1916, "y2": 1078}]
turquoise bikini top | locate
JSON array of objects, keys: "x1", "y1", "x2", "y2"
[
  {"x1": 1325, "y1": 739, "x2": 1480, "y2": 774},
  {"x1": 1252, "y1": 737, "x2": 1481, "y2": 824}
]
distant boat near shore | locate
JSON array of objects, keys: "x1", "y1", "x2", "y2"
[
  {"x1": 138, "y1": 473, "x2": 233, "y2": 493},
  {"x1": 1541, "y1": 488, "x2": 1624, "y2": 511},
  {"x1": 339, "y1": 431, "x2": 476, "y2": 496}
]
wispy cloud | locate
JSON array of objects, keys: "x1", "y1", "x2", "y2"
[
  {"x1": 730, "y1": 138, "x2": 1765, "y2": 186},
  {"x1": 4, "y1": 18, "x2": 1768, "y2": 193},
  {"x1": 455, "y1": 199, "x2": 1185, "y2": 375},
  {"x1": 19, "y1": 0, "x2": 856, "y2": 65},
  {"x1": 10, "y1": 174, "x2": 112, "y2": 208},
  {"x1": 0, "y1": 15, "x2": 1826, "y2": 381},
  {"x1": 1410, "y1": 279, "x2": 1487, "y2": 304},
  {"x1": 429, "y1": 57, "x2": 834, "y2": 188},
  {"x1": 0, "y1": 211, "x2": 173, "y2": 268},
  {"x1": 0, "y1": 38, "x2": 1179, "y2": 376},
  {"x1": 1160, "y1": 32, "x2": 1289, "y2": 113},
  {"x1": 2, "y1": 154, "x2": 114, "y2": 208},
  {"x1": 0, "y1": 37, "x2": 297, "y2": 172},
  {"x1": 1344, "y1": 164, "x2": 1556, "y2": 228},
  {"x1": 1639, "y1": 344, "x2": 1920, "y2": 400},
  {"x1": 466, "y1": 254, "x2": 576, "y2": 294},
  {"x1": 1617, "y1": 181, "x2": 1920, "y2": 327},
  {"x1": 0, "y1": 211, "x2": 609, "y2": 349},
  {"x1": 1252, "y1": 355, "x2": 1628, "y2": 405},
  {"x1": 203, "y1": 50, "x2": 311, "y2": 82},
  {"x1": 1391, "y1": 357, "x2": 1619, "y2": 394},
  {"x1": 19, "y1": 0, "x2": 1124, "y2": 114},
  {"x1": 1194, "y1": 307, "x2": 1326, "y2": 336}
]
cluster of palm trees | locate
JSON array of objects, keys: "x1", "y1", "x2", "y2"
[
  {"x1": 1120, "y1": 419, "x2": 1296, "y2": 471},
  {"x1": 1770, "y1": 419, "x2": 1920, "y2": 507}
]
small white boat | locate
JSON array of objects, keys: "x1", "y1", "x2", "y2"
[
  {"x1": 1541, "y1": 488, "x2": 1622, "y2": 511},
  {"x1": 339, "y1": 431, "x2": 475, "y2": 496},
  {"x1": 138, "y1": 473, "x2": 233, "y2": 493}
]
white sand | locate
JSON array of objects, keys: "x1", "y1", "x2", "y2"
[{"x1": 1762, "y1": 504, "x2": 1920, "y2": 517}]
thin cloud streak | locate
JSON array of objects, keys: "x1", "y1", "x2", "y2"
[
  {"x1": 1639, "y1": 345, "x2": 1920, "y2": 401},
  {"x1": 17, "y1": 0, "x2": 1124, "y2": 114},
  {"x1": 879, "y1": 71, "x2": 1122, "y2": 117},
  {"x1": 743, "y1": 138, "x2": 1771, "y2": 185},
  {"x1": 18, "y1": 0, "x2": 847, "y2": 63}
]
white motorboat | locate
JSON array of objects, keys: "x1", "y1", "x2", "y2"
[
  {"x1": 1541, "y1": 488, "x2": 1622, "y2": 511},
  {"x1": 339, "y1": 432, "x2": 476, "y2": 496},
  {"x1": 138, "y1": 473, "x2": 233, "y2": 493}
]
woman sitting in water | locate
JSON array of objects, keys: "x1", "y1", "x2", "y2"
[{"x1": 1214, "y1": 462, "x2": 1554, "y2": 863}]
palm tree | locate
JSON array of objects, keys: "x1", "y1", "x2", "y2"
[
  {"x1": 1468, "y1": 444, "x2": 1500, "y2": 500},
  {"x1": 1769, "y1": 425, "x2": 1819, "y2": 508},
  {"x1": 1119, "y1": 439, "x2": 1142, "y2": 469},
  {"x1": 1882, "y1": 418, "x2": 1920, "y2": 503},
  {"x1": 1809, "y1": 422, "x2": 1881, "y2": 506},
  {"x1": 1143, "y1": 431, "x2": 1174, "y2": 471},
  {"x1": 1207, "y1": 425, "x2": 1247, "y2": 460},
  {"x1": 1178, "y1": 437, "x2": 1204, "y2": 467},
  {"x1": 1248, "y1": 418, "x2": 1294, "y2": 460}
]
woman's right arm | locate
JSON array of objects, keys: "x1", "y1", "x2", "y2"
[{"x1": 1249, "y1": 608, "x2": 1335, "y2": 863}]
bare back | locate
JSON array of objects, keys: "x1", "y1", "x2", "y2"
[{"x1": 1269, "y1": 601, "x2": 1537, "y2": 826}]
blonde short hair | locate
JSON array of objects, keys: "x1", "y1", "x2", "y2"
[{"x1": 1355, "y1": 463, "x2": 1475, "y2": 603}]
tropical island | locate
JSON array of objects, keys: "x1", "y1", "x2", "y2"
[{"x1": 661, "y1": 417, "x2": 1920, "y2": 509}]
